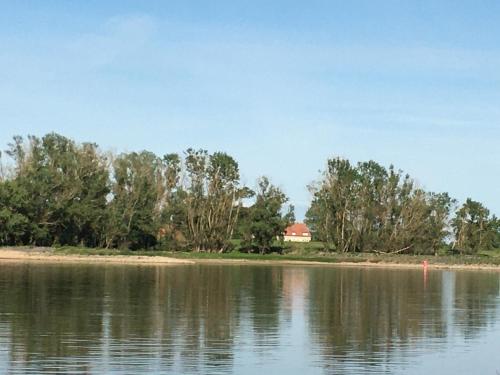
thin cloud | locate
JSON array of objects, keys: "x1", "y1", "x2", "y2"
[{"x1": 67, "y1": 14, "x2": 157, "y2": 68}]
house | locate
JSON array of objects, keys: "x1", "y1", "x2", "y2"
[{"x1": 284, "y1": 223, "x2": 312, "y2": 243}]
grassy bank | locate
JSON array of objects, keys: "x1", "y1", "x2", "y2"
[{"x1": 47, "y1": 245, "x2": 500, "y2": 267}]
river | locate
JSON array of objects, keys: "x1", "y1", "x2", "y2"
[{"x1": 0, "y1": 263, "x2": 499, "y2": 374}]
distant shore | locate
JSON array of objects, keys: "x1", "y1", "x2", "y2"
[
  {"x1": 0, "y1": 248, "x2": 195, "y2": 266},
  {"x1": 2, "y1": 247, "x2": 500, "y2": 271}
]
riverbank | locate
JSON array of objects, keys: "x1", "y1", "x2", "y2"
[
  {"x1": 2, "y1": 246, "x2": 500, "y2": 271},
  {"x1": 0, "y1": 248, "x2": 195, "y2": 266}
]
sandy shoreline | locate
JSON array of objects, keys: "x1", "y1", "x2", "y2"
[
  {"x1": 1, "y1": 248, "x2": 500, "y2": 271},
  {"x1": 0, "y1": 249, "x2": 196, "y2": 266}
]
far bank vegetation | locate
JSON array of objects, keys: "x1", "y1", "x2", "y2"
[{"x1": 0, "y1": 133, "x2": 498, "y2": 256}]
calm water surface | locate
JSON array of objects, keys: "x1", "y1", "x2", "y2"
[{"x1": 0, "y1": 263, "x2": 499, "y2": 374}]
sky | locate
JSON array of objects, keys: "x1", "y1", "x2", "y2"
[{"x1": 1, "y1": 1, "x2": 500, "y2": 219}]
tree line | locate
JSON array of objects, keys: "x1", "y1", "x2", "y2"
[
  {"x1": 305, "y1": 157, "x2": 500, "y2": 255},
  {"x1": 0, "y1": 133, "x2": 292, "y2": 253},
  {"x1": 0, "y1": 133, "x2": 498, "y2": 255}
]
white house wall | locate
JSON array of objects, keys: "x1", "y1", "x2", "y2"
[{"x1": 284, "y1": 236, "x2": 312, "y2": 243}]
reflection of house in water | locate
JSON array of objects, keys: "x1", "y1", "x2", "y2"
[
  {"x1": 441, "y1": 271, "x2": 456, "y2": 337},
  {"x1": 282, "y1": 268, "x2": 309, "y2": 312}
]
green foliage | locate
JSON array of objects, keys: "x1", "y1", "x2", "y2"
[
  {"x1": 182, "y1": 149, "x2": 250, "y2": 252},
  {"x1": 306, "y1": 157, "x2": 458, "y2": 255},
  {"x1": 0, "y1": 134, "x2": 110, "y2": 247},
  {"x1": 0, "y1": 134, "x2": 252, "y2": 252},
  {"x1": 0, "y1": 180, "x2": 30, "y2": 245},
  {"x1": 243, "y1": 177, "x2": 294, "y2": 254},
  {"x1": 452, "y1": 199, "x2": 499, "y2": 254},
  {"x1": 106, "y1": 151, "x2": 164, "y2": 249},
  {"x1": 1, "y1": 134, "x2": 498, "y2": 256}
]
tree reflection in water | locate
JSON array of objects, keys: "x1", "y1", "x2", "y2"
[{"x1": 0, "y1": 264, "x2": 499, "y2": 374}]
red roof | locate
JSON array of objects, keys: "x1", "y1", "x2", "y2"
[{"x1": 284, "y1": 223, "x2": 311, "y2": 237}]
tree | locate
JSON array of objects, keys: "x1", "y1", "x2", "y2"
[
  {"x1": 0, "y1": 134, "x2": 254, "y2": 251},
  {"x1": 452, "y1": 199, "x2": 498, "y2": 254},
  {"x1": 106, "y1": 151, "x2": 165, "y2": 249},
  {"x1": 425, "y1": 192, "x2": 456, "y2": 255},
  {"x1": 246, "y1": 177, "x2": 294, "y2": 254},
  {"x1": 183, "y1": 149, "x2": 250, "y2": 252},
  {"x1": 0, "y1": 133, "x2": 110, "y2": 247},
  {"x1": 306, "y1": 158, "x2": 356, "y2": 249},
  {"x1": 157, "y1": 153, "x2": 187, "y2": 249},
  {"x1": 0, "y1": 179, "x2": 30, "y2": 245},
  {"x1": 0, "y1": 151, "x2": 6, "y2": 181},
  {"x1": 306, "y1": 157, "x2": 455, "y2": 254}
]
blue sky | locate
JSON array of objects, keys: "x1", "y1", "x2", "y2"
[{"x1": 1, "y1": 1, "x2": 500, "y2": 219}]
